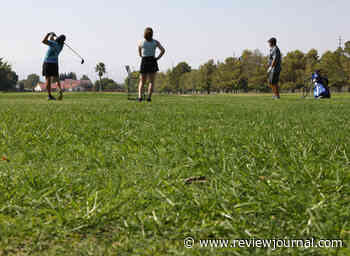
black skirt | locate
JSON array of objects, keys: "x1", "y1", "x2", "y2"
[
  {"x1": 140, "y1": 57, "x2": 159, "y2": 74},
  {"x1": 42, "y1": 62, "x2": 59, "y2": 77}
]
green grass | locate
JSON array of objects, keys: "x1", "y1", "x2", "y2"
[{"x1": 0, "y1": 92, "x2": 349, "y2": 256}]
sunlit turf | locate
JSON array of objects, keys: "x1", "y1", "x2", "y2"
[{"x1": 0, "y1": 92, "x2": 349, "y2": 255}]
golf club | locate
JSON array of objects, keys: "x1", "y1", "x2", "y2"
[{"x1": 64, "y1": 42, "x2": 85, "y2": 64}]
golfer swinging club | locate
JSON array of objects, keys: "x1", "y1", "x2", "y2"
[
  {"x1": 42, "y1": 32, "x2": 66, "y2": 100},
  {"x1": 138, "y1": 27, "x2": 165, "y2": 102},
  {"x1": 267, "y1": 37, "x2": 282, "y2": 99}
]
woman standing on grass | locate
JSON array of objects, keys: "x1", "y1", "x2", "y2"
[
  {"x1": 42, "y1": 32, "x2": 66, "y2": 101},
  {"x1": 138, "y1": 27, "x2": 165, "y2": 102}
]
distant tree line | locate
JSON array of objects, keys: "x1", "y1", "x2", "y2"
[
  {"x1": 152, "y1": 42, "x2": 350, "y2": 94},
  {"x1": 2, "y1": 42, "x2": 350, "y2": 93},
  {"x1": 0, "y1": 58, "x2": 18, "y2": 91},
  {"x1": 59, "y1": 72, "x2": 77, "y2": 81}
]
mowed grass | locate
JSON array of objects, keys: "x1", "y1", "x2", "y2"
[{"x1": 0, "y1": 92, "x2": 349, "y2": 256}]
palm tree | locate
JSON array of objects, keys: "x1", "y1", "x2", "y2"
[{"x1": 95, "y1": 62, "x2": 106, "y2": 92}]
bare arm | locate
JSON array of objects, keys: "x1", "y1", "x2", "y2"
[
  {"x1": 42, "y1": 32, "x2": 56, "y2": 45},
  {"x1": 138, "y1": 44, "x2": 142, "y2": 58},
  {"x1": 271, "y1": 59, "x2": 276, "y2": 68},
  {"x1": 156, "y1": 41, "x2": 165, "y2": 61}
]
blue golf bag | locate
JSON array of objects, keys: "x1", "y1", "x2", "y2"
[{"x1": 312, "y1": 72, "x2": 331, "y2": 99}]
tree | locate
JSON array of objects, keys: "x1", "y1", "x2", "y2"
[
  {"x1": 59, "y1": 72, "x2": 77, "y2": 81},
  {"x1": 68, "y1": 72, "x2": 77, "y2": 80},
  {"x1": 241, "y1": 50, "x2": 267, "y2": 92},
  {"x1": 18, "y1": 80, "x2": 25, "y2": 92},
  {"x1": 169, "y1": 62, "x2": 191, "y2": 93},
  {"x1": 198, "y1": 60, "x2": 216, "y2": 94},
  {"x1": 156, "y1": 71, "x2": 172, "y2": 93},
  {"x1": 24, "y1": 74, "x2": 40, "y2": 90},
  {"x1": 81, "y1": 75, "x2": 91, "y2": 81},
  {"x1": 95, "y1": 62, "x2": 106, "y2": 92},
  {"x1": 95, "y1": 78, "x2": 121, "y2": 91},
  {"x1": 180, "y1": 70, "x2": 201, "y2": 94},
  {"x1": 317, "y1": 50, "x2": 348, "y2": 91},
  {"x1": 345, "y1": 41, "x2": 350, "y2": 56},
  {"x1": 213, "y1": 57, "x2": 242, "y2": 93},
  {"x1": 280, "y1": 50, "x2": 306, "y2": 91},
  {"x1": 0, "y1": 58, "x2": 18, "y2": 91},
  {"x1": 304, "y1": 49, "x2": 319, "y2": 83},
  {"x1": 342, "y1": 41, "x2": 350, "y2": 88}
]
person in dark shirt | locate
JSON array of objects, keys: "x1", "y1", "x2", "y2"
[{"x1": 267, "y1": 37, "x2": 282, "y2": 99}]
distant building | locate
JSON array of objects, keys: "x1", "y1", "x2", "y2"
[{"x1": 34, "y1": 79, "x2": 93, "y2": 92}]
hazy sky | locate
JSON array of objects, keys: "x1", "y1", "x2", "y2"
[{"x1": 1, "y1": 0, "x2": 349, "y2": 82}]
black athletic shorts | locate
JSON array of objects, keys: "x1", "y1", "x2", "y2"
[
  {"x1": 268, "y1": 70, "x2": 280, "y2": 85},
  {"x1": 42, "y1": 62, "x2": 59, "y2": 77},
  {"x1": 140, "y1": 57, "x2": 159, "y2": 74}
]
